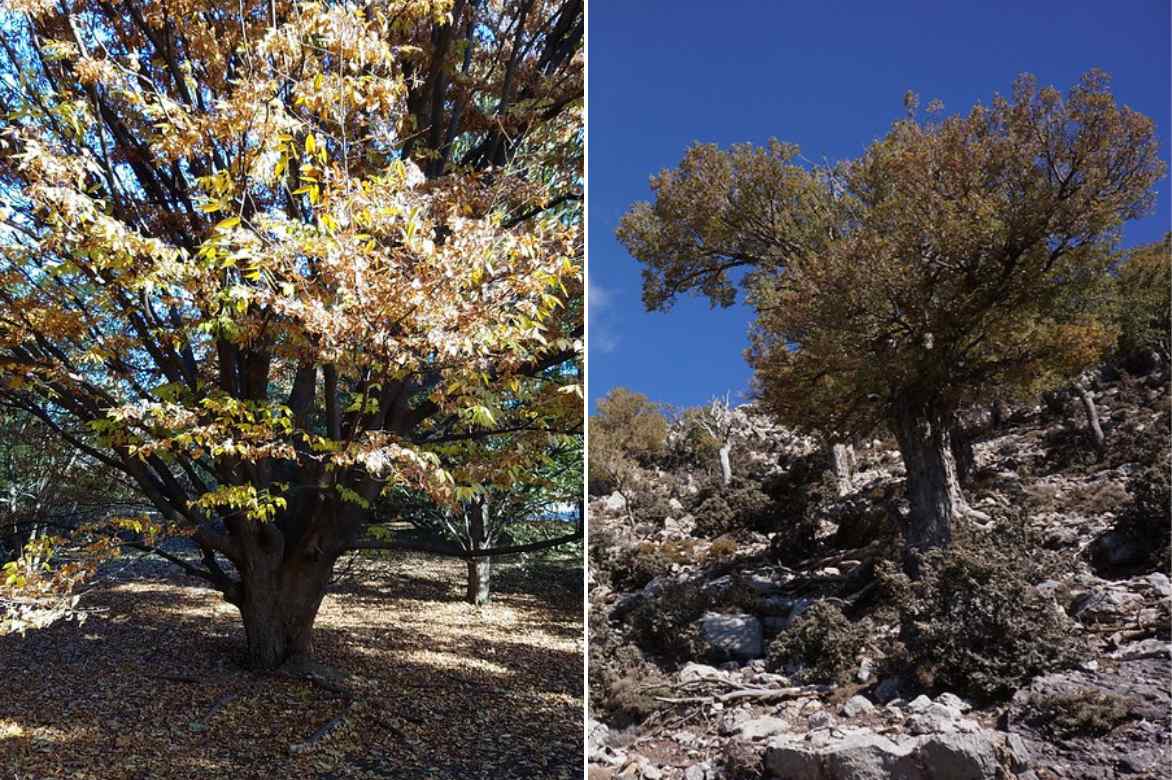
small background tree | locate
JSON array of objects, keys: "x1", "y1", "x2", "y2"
[{"x1": 588, "y1": 387, "x2": 667, "y2": 519}]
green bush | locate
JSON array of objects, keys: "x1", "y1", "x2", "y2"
[
  {"x1": 765, "y1": 601, "x2": 866, "y2": 684},
  {"x1": 628, "y1": 579, "x2": 706, "y2": 664},
  {"x1": 610, "y1": 539, "x2": 701, "y2": 592},
  {"x1": 691, "y1": 480, "x2": 773, "y2": 537},
  {"x1": 880, "y1": 532, "x2": 1085, "y2": 703},
  {"x1": 1029, "y1": 689, "x2": 1134, "y2": 738}
]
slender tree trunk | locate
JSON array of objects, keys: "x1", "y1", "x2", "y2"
[
  {"x1": 718, "y1": 443, "x2": 732, "y2": 487},
  {"x1": 830, "y1": 443, "x2": 853, "y2": 497},
  {"x1": 949, "y1": 423, "x2": 975, "y2": 485},
  {"x1": 236, "y1": 554, "x2": 335, "y2": 670},
  {"x1": 465, "y1": 498, "x2": 493, "y2": 605},
  {"x1": 466, "y1": 558, "x2": 492, "y2": 605},
  {"x1": 892, "y1": 397, "x2": 968, "y2": 576},
  {"x1": 1076, "y1": 384, "x2": 1105, "y2": 458},
  {"x1": 990, "y1": 399, "x2": 1006, "y2": 429}
]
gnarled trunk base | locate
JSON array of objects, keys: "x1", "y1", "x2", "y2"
[
  {"x1": 237, "y1": 558, "x2": 333, "y2": 670},
  {"x1": 893, "y1": 398, "x2": 968, "y2": 577}
]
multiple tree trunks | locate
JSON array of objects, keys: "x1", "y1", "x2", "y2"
[{"x1": 892, "y1": 396, "x2": 968, "y2": 576}]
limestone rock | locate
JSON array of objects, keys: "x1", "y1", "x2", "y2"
[{"x1": 697, "y1": 612, "x2": 764, "y2": 662}]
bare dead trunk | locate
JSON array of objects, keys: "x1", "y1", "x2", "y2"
[
  {"x1": 1076, "y1": 384, "x2": 1105, "y2": 458},
  {"x1": 237, "y1": 554, "x2": 334, "y2": 670},
  {"x1": 831, "y1": 443, "x2": 853, "y2": 497},
  {"x1": 718, "y1": 443, "x2": 732, "y2": 487},
  {"x1": 466, "y1": 558, "x2": 492, "y2": 605},
  {"x1": 893, "y1": 397, "x2": 967, "y2": 577}
]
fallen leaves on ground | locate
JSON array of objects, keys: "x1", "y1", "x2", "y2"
[{"x1": 0, "y1": 553, "x2": 583, "y2": 779}]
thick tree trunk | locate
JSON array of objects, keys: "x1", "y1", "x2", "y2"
[
  {"x1": 1076, "y1": 384, "x2": 1105, "y2": 458},
  {"x1": 830, "y1": 443, "x2": 854, "y2": 497},
  {"x1": 718, "y1": 443, "x2": 732, "y2": 487},
  {"x1": 236, "y1": 555, "x2": 334, "y2": 670},
  {"x1": 466, "y1": 558, "x2": 492, "y2": 605},
  {"x1": 893, "y1": 398, "x2": 968, "y2": 576}
]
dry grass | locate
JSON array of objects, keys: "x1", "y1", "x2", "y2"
[{"x1": 0, "y1": 552, "x2": 583, "y2": 779}]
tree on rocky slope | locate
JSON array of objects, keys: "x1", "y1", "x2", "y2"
[
  {"x1": 0, "y1": 0, "x2": 582, "y2": 666},
  {"x1": 618, "y1": 72, "x2": 1162, "y2": 572},
  {"x1": 588, "y1": 387, "x2": 666, "y2": 520},
  {"x1": 1114, "y1": 234, "x2": 1171, "y2": 373}
]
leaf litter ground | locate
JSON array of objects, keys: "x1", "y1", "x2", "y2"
[{"x1": 0, "y1": 551, "x2": 583, "y2": 778}]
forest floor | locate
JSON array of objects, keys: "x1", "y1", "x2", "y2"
[{"x1": 0, "y1": 550, "x2": 583, "y2": 779}]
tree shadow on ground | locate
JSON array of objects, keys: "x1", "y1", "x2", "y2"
[{"x1": 0, "y1": 552, "x2": 583, "y2": 779}]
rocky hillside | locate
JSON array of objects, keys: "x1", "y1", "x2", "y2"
[{"x1": 588, "y1": 369, "x2": 1170, "y2": 779}]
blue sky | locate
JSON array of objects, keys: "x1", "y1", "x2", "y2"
[{"x1": 587, "y1": 0, "x2": 1171, "y2": 411}]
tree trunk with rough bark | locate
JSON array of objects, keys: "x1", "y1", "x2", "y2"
[
  {"x1": 831, "y1": 443, "x2": 854, "y2": 497},
  {"x1": 236, "y1": 552, "x2": 336, "y2": 670},
  {"x1": 1076, "y1": 384, "x2": 1105, "y2": 458},
  {"x1": 892, "y1": 397, "x2": 968, "y2": 576},
  {"x1": 718, "y1": 443, "x2": 732, "y2": 487}
]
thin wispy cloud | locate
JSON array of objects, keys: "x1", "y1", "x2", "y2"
[{"x1": 588, "y1": 281, "x2": 620, "y2": 354}]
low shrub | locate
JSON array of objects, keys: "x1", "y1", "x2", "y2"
[
  {"x1": 691, "y1": 480, "x2": 773, "y2": 538},
  {"x1": 879, "y1": 529, "x2": 1085, "y2": 704},
  {"x1": 765, "y1": 601, "x2": 867, "y2": 684},
  {"x1": 627, "y1": 579, "x2": 706, "y2": 664},
  {"x1": 1029, "y1": 689, "x2": 1134, "y2": 738},
  {"x1": 610, "y1": 539, "x2": 701, "y2": 592},
  {"x1": 706, "y1": 535, "x2": 738, "y2": 561}
]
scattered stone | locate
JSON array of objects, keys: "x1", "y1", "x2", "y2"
[
  {"x1": 697, "y1": 613, "x2": 764, "y2": 662},
  {"x1": 935, "y1": 693, "x2": 971, "y2": 713},
  {"x1": 587, "y1": 718, "x2": 609, "y2": 762},
  {"x1": 601, "y1": 492, "x2": 627, "y2": 513},
  {"x1": 739, "y1": 717, "x2": 788, "y2": 740},
  {"x1": 1069, "y1": 587, "x2": 1143, "y2": 624},
  {"x1": 718, "y1": 708, "x2": 750, "y2": 736},
  {"x1": 764, "y1": 728, "x2": 1030, "y2": 779},
  {"x1": 678, "y1": 662, "x2": 724, "y2": 683},
  {"x1": 905, "y1": 694, "x2": 933, "y2": 714},
  {"x1": 842, "y1": 695, "x2": 875, "y2": 718},
  {"x1": 1146, "y1": 572, "x2": 1171, "y2": 598},
  {"x1": 807, "y1": 710, "x2": 835, "y2": 729}
]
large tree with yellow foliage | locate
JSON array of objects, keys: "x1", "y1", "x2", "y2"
[
  {"x1": 0, "y1": 0, "x2": 582, "y2": 668},
  {"x1": 618, "y1": 72, "x2": 1162, "y2": 572}
]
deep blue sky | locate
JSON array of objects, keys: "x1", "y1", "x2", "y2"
[{"x1": 587, "y1": 0, "x2": 1171, "y2": 411}]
